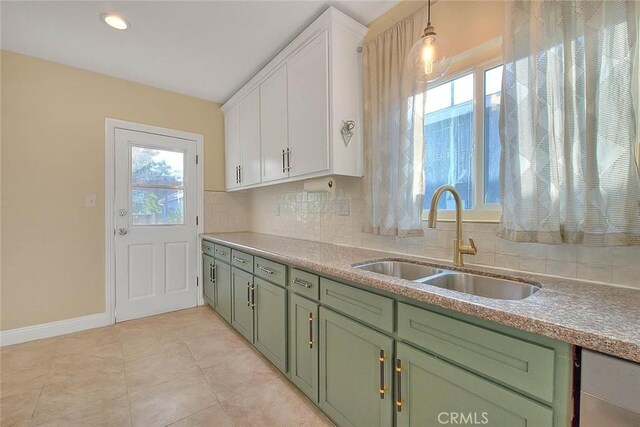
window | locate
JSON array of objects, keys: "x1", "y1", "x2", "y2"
[
  {"x1": 131, "y1": 146, "x2": 185, "y2": 225},
  {"x1": 423, "y1": 62, "x2": 503, "y2": 220}
]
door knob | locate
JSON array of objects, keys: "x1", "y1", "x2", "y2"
[{"x1": 118, "y1": 228, "x2": 128, "y2": 235}]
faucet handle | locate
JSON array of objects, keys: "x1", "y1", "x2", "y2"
[
  {"x1": 459, "y1": 237, "x2": 477, "y2": 255},
  {"x1": 468, "y1": 237, "x2": 477, "y2": 253}
]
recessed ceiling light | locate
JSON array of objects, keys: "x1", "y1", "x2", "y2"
[{"x1": 101, "y1": 14, "x2": 129, "y2": 30}]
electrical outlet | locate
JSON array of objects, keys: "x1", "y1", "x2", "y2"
[{"x1": 337, "y1": 199, "x2": 350, "y2": 216}]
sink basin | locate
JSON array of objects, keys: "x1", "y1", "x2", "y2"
[
  {"x1": 421, "y1": 272, "x2": 540, "y2": 300},
  {"x1": 354, "y1": 261, "x2": 444, "y2": 281}
]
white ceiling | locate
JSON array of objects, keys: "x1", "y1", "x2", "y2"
[{"x1": 1, "y1": 0, "x2": 398, "y2": 103}]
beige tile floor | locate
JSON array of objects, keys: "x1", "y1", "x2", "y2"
[{"x1": 0, "y1": 306, "x2": 332, "y2": 427}]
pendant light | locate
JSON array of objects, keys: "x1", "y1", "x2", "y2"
[{"x1": 407, "y1": 0, "x2": 451, "y2": 84}]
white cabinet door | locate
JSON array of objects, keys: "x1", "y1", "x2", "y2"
[
  {"x1": 224, "y1": 105, "x2": 241, "y2": 190},
  {"x1": 287, "y1": 31, "x2": 330, "y2": 178},
  {"x1": 239, "y1": 87, "x2": 261, "y2": 186},
  {"x1": 260, "y1": 65, "x2": 289, "y2": 183}
]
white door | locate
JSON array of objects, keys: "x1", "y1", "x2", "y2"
[
  {"x1": 260, "y1": 65, "x2": 289, "y2": 182},
  {"x1": 287, "y1": 31, "x2": 330, "y2": 178},
  {"x1": 114, "y1": 128, "x2": 198, "y2": 321}
]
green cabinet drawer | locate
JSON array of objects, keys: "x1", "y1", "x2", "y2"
[
  {"x1": 254, "y1": 257, "x2": 286, "y2": 287},
  {"x1": 202, "y1": 240, "x2": 215, "y2": 258},
  {"x1": 231, "y1": 249, "x2": 253, "y2": 273},
  {"x1": 320, "y1": 279, "x2": 394, "y2": 334},
  {"x1": 254, "y1": 277, "x2": 287, "y2": 373},
  {"x1": 213, "y1": 244, "x2": 231, "y2": 263},
  {"x1": 396, "y1": 342, "x2": 553, "y2": 427},
  {"x1": 397, "y1": 302, "x2": 555, "y2": 403},
  {"x1": 290, "y1": 268, "x2": 319, "y2": 300}
]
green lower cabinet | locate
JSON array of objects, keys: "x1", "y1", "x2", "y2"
[
  {"x1": 319, "y1": 307, "x2": 394, "y2": 427},
  {"x1": 202, "y1": 254, "x2": 215, "y2": 306},
  {"x1": 253, "y1": 277, "x2": 287, "y2": 373},
  {"x1": 395, "y1": 342, "x2": 553, "y2": 427},
  {"x1": 214, "y1": 260, "x2": 232, "y2": 323},
  {"x1": 231, "y1": 267, "x2": 254, "y2": 341},
  {"x1": 289, "y1": 293, "x2": 319, "y2": 402}
]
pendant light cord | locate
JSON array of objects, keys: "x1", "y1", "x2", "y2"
[{"x1": 427, "y1": 0, "x2": 432, "y2": 26}]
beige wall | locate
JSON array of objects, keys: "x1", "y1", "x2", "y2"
[{"x1": 1, "y1": 50, "x2": 225, "y2": 330}]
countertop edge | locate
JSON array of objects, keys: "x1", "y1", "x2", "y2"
[{"x1": 201, "y1": 233, "x2": 640, "y2": 363}]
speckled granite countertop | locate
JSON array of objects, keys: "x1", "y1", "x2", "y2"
[{"x1": 202, "y1": 232, "x2": 640, "y2": 363}]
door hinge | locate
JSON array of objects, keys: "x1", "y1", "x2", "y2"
[
  {"x1": 196, "y1": 216, "x2": 199, "y2": 226},
  {"x1": 195, "y1": 155, "x2": 199, "y2": 165}
]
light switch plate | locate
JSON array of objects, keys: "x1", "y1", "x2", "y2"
[{"x1": 85, "y1": 194, "x2": 97, "y2": 208}]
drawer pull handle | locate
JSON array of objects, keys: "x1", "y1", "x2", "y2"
[
  {"x1": 395, "y1": 359, "x2": 403, "y2": 412},
  {"x1": 216, "y1": 249, "x2": 225, "y2": 256},
  {"x1": 308, "y1": 313, "x2": 314, "y2": 349},
  {"x1": 379, "y1": 350, "x2": 385, "y2": 399},
  {"x1": 257, "y1": 265, "x2": 274, "y2": 275},
  {"x1": 233, "y1": 256, "x2": 246, "y2": 264},
  {"x1": 293, "y1": 278, "x2": 312, "y2": 289}
]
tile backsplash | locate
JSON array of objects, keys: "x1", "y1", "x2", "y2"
[{"x1": 205, "y1": 177, "x2": 640, "y2": 289}]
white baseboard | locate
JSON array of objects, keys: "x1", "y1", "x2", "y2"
[{"x1": 0, "y1": 313, "x2": 110, "y2": 347}]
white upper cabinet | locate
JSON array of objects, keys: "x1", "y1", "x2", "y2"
[
  {"x1": 238, "y1": 87, "x2": 261, "y2": 186},
  {"x1": 260, "y1": 65, "x2": 289, "y2": 183},
  {"x1": 287, "y1": 32, "x2": 330, "y2": 178},
  {"x1": 221, "y1": 7, "x2": 367, "y2": 191},
  {"x1": 224, "y1": 105, "x2": 241, "y2": 190}
]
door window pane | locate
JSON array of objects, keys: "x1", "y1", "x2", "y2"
[
  {"x1": 424, "y1": 72, "x2": 474, "y2": 210},
  {"x1": 131, "y1": 146, "x2": 185, "y2": 225},
  {"x1": 132, "y1": 147, "x2": 184, "y2": 186},
  {"x1": 132, "y1": 188, "x2": 184, "y2": 225},
  {"x1": 483, "y1": 65, "x2": 503, "y2": 205}
]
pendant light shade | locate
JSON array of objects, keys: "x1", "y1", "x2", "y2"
[{"x1": 407, "y1": 0, "x2": 451, "y2": 84}]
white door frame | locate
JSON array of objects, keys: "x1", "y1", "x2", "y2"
[{"x1": 105, "y1": 118, "x2": 204, "y2": 325}]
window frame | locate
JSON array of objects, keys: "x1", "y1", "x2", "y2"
[{"x1": 421, "y1": 57, "x2": 503, "y2": 223}]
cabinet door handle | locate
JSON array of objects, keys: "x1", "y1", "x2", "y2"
[
  {"x1": 211, "y1": 264, "x2": 216, "y2": 283},
  {"x1": 257, "y1": 265, "x2": 274, "y2": 275},
  {"x1": 286, "y1": 148, "x2": 291, "y2": 171},
  {"x1": 251, "y1": 285, "x2": 255, "y2": 309},
  {"x1": 235, "y1": 166, "x2": 239, "y2": 184},
  {"x1": 379, "y1": 350, "x2": 386, "y2": 399},
  {"x1": 293, "y1": 278, "x2": 312, "y2": 289},
  {"x1": 246, "y1": 282, "x2": 251, "y2": 306},
  {"x1": 308, "y1": 312, "x2": 314, "y2": 349},
  {"x1": 395, "y1": 359, "x2": 402, "y2": 412},
  {"x1": 282, "y1": 149, "x2": 286, "y2": 173},
  {"x1": 233, "y1": 256, "x2": 246, "y2": 264},
  {"x1": 238, "y1": 165, "x2": 242, "y2": 183}
]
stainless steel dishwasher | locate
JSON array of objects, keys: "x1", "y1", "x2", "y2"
[{"x1": 580, "y1": 349, "x2": 640, "y2": 426}]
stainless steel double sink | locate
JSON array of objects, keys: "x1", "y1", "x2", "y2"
[{"x1": 354, "y1": 260, "x2": 539, "y2": 300}]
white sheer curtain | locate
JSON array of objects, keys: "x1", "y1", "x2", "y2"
[
  {"x1": 363, "y1": 6, "x2": 430, "y2": 237},
  {"x1": 499, "y1": 0, "x2": 640, "y2": 245}
]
